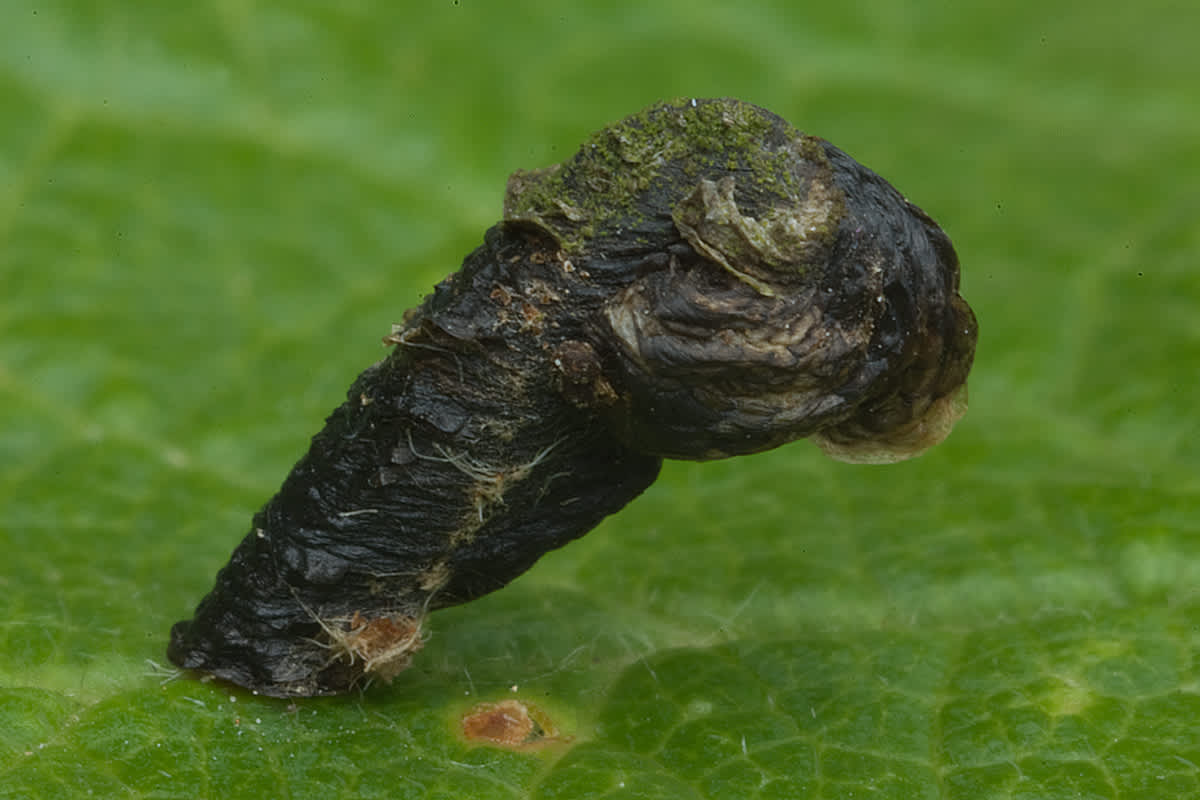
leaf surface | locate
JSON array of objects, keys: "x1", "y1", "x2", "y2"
[{"x1": 2, "y1": 1, "x2": 1197, "y2": 798}]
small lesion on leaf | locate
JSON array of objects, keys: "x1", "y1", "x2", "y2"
[{"x1": 459, "y1": 699, "x2": 568, "y2": 750}]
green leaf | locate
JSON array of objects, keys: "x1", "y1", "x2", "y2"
[{"x1": 2, "y1": 1, "x2": 1197, "y2": 798}]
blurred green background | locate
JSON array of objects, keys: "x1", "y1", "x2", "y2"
[{"x1": 1, "y1": 1, "x2": 1197, "y2": 798}]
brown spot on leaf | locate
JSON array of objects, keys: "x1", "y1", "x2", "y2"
[{"x1": 460, "y1": 699, "x2": 564, "y2": 750}]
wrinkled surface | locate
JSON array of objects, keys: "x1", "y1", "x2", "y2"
[
  {"x1": 169, "y1": 98, "x2": 976, "y2": 696},
  {"x1": 168, "y1": 225, "x2": 664, "y2": 695}
]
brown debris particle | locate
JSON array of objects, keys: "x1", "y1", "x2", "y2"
[
  {"x1": 525, "y1": 277, "x2": 562, "y2": 305},
  {"x1": 321, "y1": 611, "x2": 424, "y2": 683},
  {"x1": 518, "y1": 300, "x2": 544, "y2": 333},
  {"x1": 553, "y1": 340, "x2": 618, "y2": 408},
  {"x1": 460, "y1": 699, "x2": 563, "y2": 750},
  {"x1": 490, "y1": 285, "x2": 513, "y2": 306}
]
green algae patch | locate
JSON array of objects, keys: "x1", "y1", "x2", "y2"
[{"x1": 502, "y1": 97, "x2": 841, "y2": 265}]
